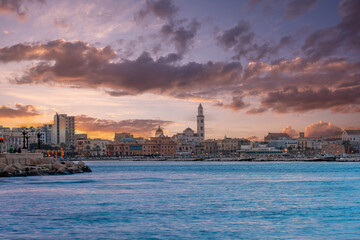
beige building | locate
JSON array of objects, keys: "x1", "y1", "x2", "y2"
[
  {"x1": 76, "y1": 138, "x2": 110, "y2": 156},
  {"x1": 52, "y1": 113, "x2": 75, "y2": 147}
]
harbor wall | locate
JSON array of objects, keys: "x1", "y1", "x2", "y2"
[{"x1": 0, "y1": 153, "x2": 53, "y2": 165}]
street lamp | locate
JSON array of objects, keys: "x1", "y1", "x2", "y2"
[
  {"x1": 25, "y1": 134, "x2": 30, "y2": 150},
  {"x1": 37, "y1": 131, "x2": 42, "y2": 149},
  {"x1": 21, "y1": 129, "x2": 27, "y2": 149}
]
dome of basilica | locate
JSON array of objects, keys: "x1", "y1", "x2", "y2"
[{"x1": 155, "y1": 126, "x2": 164, "y2": 137}]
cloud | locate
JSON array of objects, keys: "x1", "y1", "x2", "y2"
[
  {"x1": 0, "y1": 39, "x2": 242, "y2": 102},
  {"x1": 75, "y1": 114, "x2": 172, "y2": 137},
  {"x1": 0, "y1": 103, "x2": 40, "y2": 118},
  {"x1": 160, "y1": 19, "x2": 201, "y2": 54},
  {"x1": 0, "y1": 0, "x2": 44, "y2": 20},
  {"x1": 238, "y1": 57, "x2": 360, "y2": 114},
  {"x1": 259, "y1": 87, "x2": 360, "y2": 113},
  {"x1": 285, "y1": 0, "x2": 319, "y2": 19},
  {"x1": 249, "y1": 0, "x2": 319, "y2": 18},
  {"x1": 282, "y1": 125, "x2": 298, "y2": 138},
  {"x1": 134, "y1": 0, "x2": 200, "y2": 55},
  {"x1": 246, "y1": 107, "x2": 267, "y2": 115},
  {"x1": 2, "y1": 39, "x2": 359, "y2": 115},
  {"x1": 134, "y1": 0, "x2": 178, "y2": 22},
  {"x1": 53, "y1": 18, "x2": 72, "y2": 29},
  {"x1": 246, "y1": 135, "x2": 258, "y2": 141},
  {"x1": 216, "y1": 21, "x2": 293, "y2": 61},
  {"x1": 302, "y1": 0, "x2": 360, "y2": 61},
  {"x1": 305, "y1": 121, "x2": 341, "y2": 138},
  {"x1": 216, "y1": 96, "x2": 249, "y2": 111}
]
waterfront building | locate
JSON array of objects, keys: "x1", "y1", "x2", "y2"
[
  {"x1": 215, "y1": 137, "x2": 250, "y2": 154},
  {"x1": 342, "y1": 130, "x2": 360, "y2": 153},
  {"x1": 321, "y1": 141, "x2": 345, "y2": 155},
  {"x1": 201, "y1": 139, "x2": 218, "y2": 155},
  {"x1": 106, "y1": 128, "x2": 177, "y2": 157},
  {"x1": 172, "y1": 104, "x2": 206, "y2": 155},
  {"x1": 51, "y1": 113, "x2": 75, "y2": 147},
  {"x1": 342, "y1": 130, "x2": 360, "y2": 142},
  {"x1": 172, "y1": 127, "x2": 201, "y2": 143},
  {"x1": 76, "y1": 138, "x2": 110, "y2": 156},
  {"x1": 145, "y1": 135, "x2": 177, "y2": 156},
  {"x1": 176, "y1": 141, "x2": 196, "y2": 155},
  {"x1": 106, "y1": 137, "x2": 143, "y2": 156},
  {"x1": 264, "y1": 133, "x2": 291, "y2": 141}
]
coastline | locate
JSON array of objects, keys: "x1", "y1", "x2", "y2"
[{"x1": 68, "y1": 156, "x2": 360, "y2": 162}]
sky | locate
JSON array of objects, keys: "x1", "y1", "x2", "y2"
[{"x1": 0, "y1": 0, "x2": 359, "y2": 140}]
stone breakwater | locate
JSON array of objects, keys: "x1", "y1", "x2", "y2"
[{"x1": 0, "y1": 153, "x2": 91, "y2": 177}]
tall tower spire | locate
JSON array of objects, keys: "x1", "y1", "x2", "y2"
[{"x1": 197, "y1": 104, "x2": 205, "y2": 141}]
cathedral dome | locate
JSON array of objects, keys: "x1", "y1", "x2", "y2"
[{"x1": 155, "y1": 126, "x2": 164, "y2": 137}]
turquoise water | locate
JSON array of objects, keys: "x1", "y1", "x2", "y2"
[{"x1": 0, "y1": 161, "x2": 360, "y2": 239}]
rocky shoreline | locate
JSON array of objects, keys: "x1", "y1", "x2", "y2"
[
  {"x1": 0, "y1": 160, "x2": 92, "y2": 177},
  {"x1": 0, "y1": 152, "x2": 92, "y2": 177}
]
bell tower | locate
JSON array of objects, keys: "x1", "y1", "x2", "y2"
[{"x1": 197, "y1": 104, "x2": 205, "y2": 141}]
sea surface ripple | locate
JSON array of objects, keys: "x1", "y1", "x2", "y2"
[{"x1": 0, "y1": 161, "x2": 360, "y2": 239}]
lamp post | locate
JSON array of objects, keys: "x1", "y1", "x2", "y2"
[
  {"x1": 37, "y1": 132, "x2": 42, "y2": 149},
  {"x1": 26, "y1": 135, "x2": 30, "y2": 150},
  {"x1": 22, "y1": 129, "x2": 27, "y2": 149}
]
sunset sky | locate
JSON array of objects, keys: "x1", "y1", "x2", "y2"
[{"x1": 0, "y1": 0, "x2": 359, "y2": 140}]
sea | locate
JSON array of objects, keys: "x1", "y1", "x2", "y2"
[{"x1": 0, "y1": 161, "x2": 360, "y2": 239}]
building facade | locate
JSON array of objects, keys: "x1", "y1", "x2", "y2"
[
  {"x1": 197, "y1": 104, "x2": 205, "y2": 141},
  {"x1": 51, "y1": 113, "x2": 75, "y2": 147}
]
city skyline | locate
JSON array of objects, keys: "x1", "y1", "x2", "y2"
[{"x1": 0, "y1": 0, "x2": 359, "y2": 140}]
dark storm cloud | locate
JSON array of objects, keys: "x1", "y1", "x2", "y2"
[
  {"x1": 259, "y1": 87, "x2": 360, "y2": 113},
  {"x1": 0, "y1": 0, "x2": 44, "y2": 20},
  {"x1": 285, "y1": 0, "x2": 319, "y2": 19},
  {"x1": 160, "y1": 19, "x2": 201, "y2": 54},
  {"x1": 0, "y1": 103, "x2": 40, "y2": 118},
  {"x1": 2, "y1": 39, "x2": 360, "y2": 115},
  {"x1": 0, "y1": 40, "x2": 242, "y2": 100},
  {"x1": 134, "y1": 0, "x2": 178, "y2": 22},
  {"x1": 216, "y1": 21, "x2": 293, "y2": 61},
  {"x1": 75, "y1": 114, "x2": 172, "y2": 136},
  {"x1": 302, "y1": 0, "x2": 360, "y2": 61}
]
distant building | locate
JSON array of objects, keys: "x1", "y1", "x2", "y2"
[
  {"x1": 75, "y1": 133, "x2": 88, "y2": 140},
  {"x1": 51, "y1": 113, "x2": 75, "y2": 147},
  {"x1": 144, "y1": 136, "x2": 177, "y2": 156},
  {"x1": 76, "y1": 138, "x2": 110, "y2": 156},
  {"x1": 197, "y1": 104, "x2": 205, "y2": 141},
  {"x1": 106, "y1": 136, "x2": 143, "y2": 156},
  {"x1": 106, "y1": 128, "x2": 177, "y2": 157},
  {"x1": 342, "y1": 130, "x2": 360, "y2": 142},
  {"x1": 172, "y1": 127, "x2": 201, "y2": 143},
  {"x1": 201, "y1": 139, "x2": 218, "y2": 155},
  {"x1": 155, "y1": 127, "x2": 164, "y2": 137},
  {"x1": 36, "y1": 124, "x2": 52, "y2": 144},
  {"x1": 264, "y1": 133, "x2": 291, "y2": 141},
  {"x1": 114, "y1": 132, "x2": 133, "y2": 142}
]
